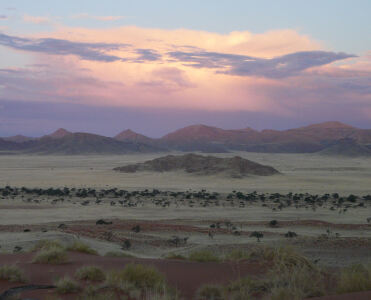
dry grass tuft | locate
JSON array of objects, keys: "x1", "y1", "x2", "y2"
[
  {"x1": 0, "y1": 264, "x2": 27, "y2": 283},
  {"x1": 55, "y1": 276, "x2": 81, "y2": 294},
  {"x1": 75, "y1": 266, "x2": 106, "y2": 282},
  {"x1": 336, "y1": 264, "x2": 371, "y2": 294},
  {"x1": 32, "y1": 247, "x2": 68, "y2": 264},
  {"x1": 67, "y1": 241, "x2": 98, "y2": 255}
]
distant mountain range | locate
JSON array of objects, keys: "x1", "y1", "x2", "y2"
[{"x1": 1, "y1": 121, "x2": 371, "y2": 155}]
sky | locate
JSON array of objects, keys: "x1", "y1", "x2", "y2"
[{"x1": 0, "y1": 0, "x2": 370, "y2": 137}]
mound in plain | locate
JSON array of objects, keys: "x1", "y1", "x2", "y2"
[{"x1": 113, "y1": 153, "x2": 280, "y2": 177}]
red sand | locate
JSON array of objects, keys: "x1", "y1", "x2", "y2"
[{"x1": 0, "y1": 251, "x2": 264, "y2": 299}]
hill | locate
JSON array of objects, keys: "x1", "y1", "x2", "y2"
[
  {"x1": 318, "y1": 139, "x2": 371, "y2": 157},
  {"x1": 114, "y1": 129, "x2": 154, "y2": 144},
  {"x1": 23, "y1": 132, "x2": 160, "y2": 155},
  {"x1": 113, "y1": 153, "x2": 280, "y2": 178}
]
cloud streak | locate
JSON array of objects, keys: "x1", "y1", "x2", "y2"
[
  {"x1": 169, "y1": 50, "x2": 356, "y2": 78},
  {"x1": 23, "y1": 14, "x2": 51, "y2": 24},
  {"x1": 72, "y1": 13, "x2": 124, "y2": 22},
  {"x1": 0, "y1": 32, "x2": 129, "y2": 62}
]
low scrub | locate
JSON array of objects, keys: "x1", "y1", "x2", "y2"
[
  {"x1": 67, "y1": 241, "x2": 98, "y2": 255},
  {"x1": 32, "y1": 247, "x2": 68, "y2": 264},
  {"x1": 336, "y1": 264, "x2": 371, "y2": 294},
  {"x1": 55, "y1": 276, "x2": 81, "y2": 294},
  {"x1": 75, "y1": 266, "x2": 106, "y2": 282},
  {"x1": 188, "y1": 250, "x2": 220, "y2": 262},
  {"x1": 0, "y1": 264, "x2": 27, "y2": 283}
]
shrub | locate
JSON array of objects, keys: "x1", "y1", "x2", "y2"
[
  {"x1": 0, "y1": 264, "x2": 27, "y2": 283},
  {"x1": 188, "y1": 250, "x2": 220, "y2": 262},
  {"x1": 55, "y1": 276, "x2": 81, "y2": 294},
  {"x1": 67, "y1": 241, "x2": 98, "y2": 255},
  {"x1": 32, "y1": 247, "x2": 68, "y2": 264},
  {"x1": 196, "y1": 284, "x2": 224, "y2": 300},
  {"x1": 75, "y1": 266, "x2": 106, "y2": 282},
  {"x1": 336, "y1": 264, "x2": 371, "y2": 294},
  {"x1": 250, "y1": 231, "x2": 264, "y2": 242}
]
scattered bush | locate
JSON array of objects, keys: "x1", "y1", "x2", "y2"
[
  {"x1": 336, "y1": 264, "x2": 371, "y2": 294},
  {"x1": 188, "y1": 250, "x2": 220, "y2": 262},
  {"x1": 269, "y1": 220, "x2": 278, "y2": 227},
  {"x1": 67, "y1": 241, "x2": 98, "y2": 255},
  {"x1": 250, "y1": 231, "x2": 264, "y2": 242},
  {"x1": 55, "y1": 276, "x2": 81, "y2": 294},
  {"x1": 0, "y1": 264, "x2": 27, "y2": 282},
  {"x1": 196, "y1": 284, "x2": 224, "y2": 300},
  {"x1": 75, "y1": 266, "x2": 106, "y2": 282},
  {"x1": 32, "y1": 247, "x2": 68, "y2": 264}
]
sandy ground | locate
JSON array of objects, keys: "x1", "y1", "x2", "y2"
[{"x1": 0, "y1": 152, "x2": 370, "y2": 194}]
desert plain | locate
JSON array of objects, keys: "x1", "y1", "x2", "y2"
[{"x1": 0, "y1": 152, "x2": 370, "y2": 299}]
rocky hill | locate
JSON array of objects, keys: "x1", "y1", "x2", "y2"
[{"x1": 113, "y1": 153, "x2": 280, "y2": 178}]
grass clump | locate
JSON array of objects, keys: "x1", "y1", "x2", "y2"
[
  {"x1": 31, "y1": 239, "x2": 64, "y2": 252},
  {"x1": 267, "y1": 264, "x2": 325, "y2": 299},
  {"x1": 118, "y1": 263, "x2": 166, "y2": 290},
  {"x1": 336, "y1": 264, "x2": 371, "y2": 294},
  {"x1": 67, "y1": 241, "x2": 98, "y2": 255},
  {"x1": 55, "y1": 276, "x2": 81, "y2": 294},
  {"x1": 105, "y1": 263, "x2": 167, "y2": 298},
  {"x1": 104, "y1": 251, "x2": 135, "y2": 258},
  {"x1": 0, "y1": 264, "x2": 27, "y2": 283},
  {"x1": 188, "y1": 250, "x2": 220, "y2": 262},
  {"x1": 32, "y1": 247, "x2": 68, "y2": 264},
  {"x1": 224, "y1": 249, "x2": 250, "y2": 261},
  {"x1": 75, "y1": 266, "x2": 106, "y2": 282},
  {"x1": 196, "y1": 284, "x2": 224, "y2": 300},
  {"x1": 77, "y1": 285, "x2": 116, "y2": 300},
  {"x1": 165, "y1": 252, "x2": 186, "y2": 260},
  {"x1": 227, "y1": 277, "x2": 268, "y2": 298}
]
